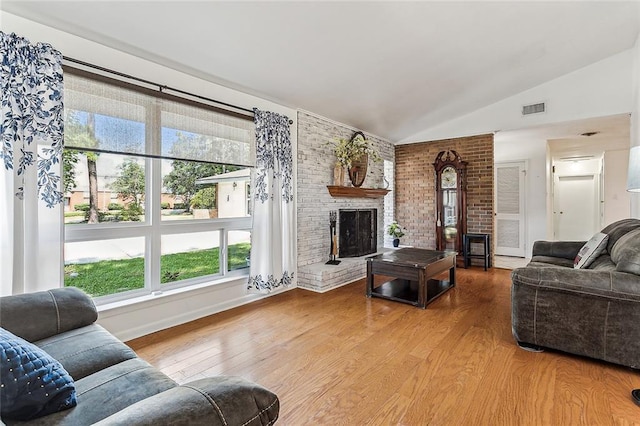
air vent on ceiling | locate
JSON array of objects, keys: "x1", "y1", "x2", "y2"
[{"x1": 522, "y1": 102, "x2": 546, "y2": 116}]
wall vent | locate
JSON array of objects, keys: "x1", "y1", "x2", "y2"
[{"x1": 522, "y1": 102, "x2": 546, "y2": 116}]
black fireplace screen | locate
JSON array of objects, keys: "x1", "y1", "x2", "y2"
[{"x1": 339, "y1": 209, "x2": 377, "y2": 258}]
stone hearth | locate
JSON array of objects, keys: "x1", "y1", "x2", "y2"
[{"x1": 297, "y1": 249, "x2": 391, "y2": 293}]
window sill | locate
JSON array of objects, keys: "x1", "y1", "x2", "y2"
[{"x1": 97, "y1": 275, "x2": 248, "y2": 314}]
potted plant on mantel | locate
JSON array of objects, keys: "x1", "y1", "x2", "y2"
[
  {"x1": 330, "y1": 131, "x2": 381, "y2": 187},
  {"x1": 387, "y1": 221, "x2": 406, "y2": 247}
]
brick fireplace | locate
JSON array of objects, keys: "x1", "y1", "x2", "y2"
[
  {"x1": 295, "y1": 113, "x2": 495, "y2": 290},
  {"x1": 296, "y1": 111, "x2": 395, "y2": 292}
]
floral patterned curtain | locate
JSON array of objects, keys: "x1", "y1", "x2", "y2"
[
  {"x1": 0, "y1": 31, "x2": 64, "y2": 295},
  {"x1": 247, "y1": 108, "x2": 296, "y2": 293}
]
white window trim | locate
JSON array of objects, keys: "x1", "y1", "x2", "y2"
[
  {"x1": 64, "y1": 74, "x2": 254, "y2": 305},
  {"x1": 65, "y1": 209, "x2": 252, "y2": 305}
]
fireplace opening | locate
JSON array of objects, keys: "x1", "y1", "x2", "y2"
[{"x1": 339, "y1": 209, "x2": 377, "y2": 258}]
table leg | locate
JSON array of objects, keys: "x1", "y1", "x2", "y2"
[
  {"x1": 450, "y1": 263, "x2": 456, "y2": 287},
  {"x1": 418, "y1": 272, "x2": 426, "y2": 308},
  {"x1": 463, "y1": 235, "x2": 469, "y2": 268},
  {"x1": 484, "y1": 237, "x2": 489, "y2": 271},
  {"x1": 366, "y1": 259, "x2": 373, "y2": 298}
]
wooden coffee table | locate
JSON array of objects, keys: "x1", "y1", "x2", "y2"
[{"x1": 366, "y1": 248, "x2": 456, "y2": 309}]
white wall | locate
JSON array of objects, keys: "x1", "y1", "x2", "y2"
[
  {"x1": 1, "y1": 11, "x2": 298, "y2": 341},
  {"x1": 631, "y1": 33, "x2": 640, "y2": 218},
  {"x1": 218, "y1": 181, "x2": 249, "y2": 218},
  {"x1": 603, "y1": 149, "x2": 632, "y2": 226}
]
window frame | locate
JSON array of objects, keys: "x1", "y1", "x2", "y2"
[{"x1": 63, "y1": 68, "x2": 254, "y2": 305}]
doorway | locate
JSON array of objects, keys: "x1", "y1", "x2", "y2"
[{"x1": 552, "y1": 159, "x2": 602, "y2": 241}]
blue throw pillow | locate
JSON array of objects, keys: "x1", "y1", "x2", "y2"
[{"x1": 0, "y1": 327, "x2": 77, "y2": 420}]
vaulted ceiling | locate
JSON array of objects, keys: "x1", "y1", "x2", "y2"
[{"x1": 2, "y1": 1, "x2": 639, "y2": 142}]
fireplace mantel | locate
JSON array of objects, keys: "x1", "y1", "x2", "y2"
[{"x1": 326, "y1": 186, "x2": 390, "y2": 199}]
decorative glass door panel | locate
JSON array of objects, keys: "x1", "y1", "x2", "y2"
[{"x1": 443, "y1": 189, "x2": 458, "y2": 250}]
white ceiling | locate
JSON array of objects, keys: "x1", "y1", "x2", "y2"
[{"x1": 2, "y1": 1, "x2": 639, "y2": 143}]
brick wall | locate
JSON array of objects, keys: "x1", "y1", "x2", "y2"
[
  {"x1": 394, "y1": 134, "x2": 494, "y2": 256},
  {"x1": 296, "y1": 111, "x2": 395, "y2": 291}
]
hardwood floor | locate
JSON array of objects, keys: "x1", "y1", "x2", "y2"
[{"x1": 127, "y1": 268, "x2": 640, "y2": 425}]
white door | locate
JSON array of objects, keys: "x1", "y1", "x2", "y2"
[
  {"x1": 554, "y1": 174, "x2": 599, "y2": 241},
  {"x1": 494, "y1": 162, "x2": 526, "y2": 257}
]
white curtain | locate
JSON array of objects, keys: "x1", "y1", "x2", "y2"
[
  {"x1": 247, "y1": 108, "x2": 295, "y2": 293},
  {"x1": 0, "y1": 32, "x2": 64, "y2": 296}
]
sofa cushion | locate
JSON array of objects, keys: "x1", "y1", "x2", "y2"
[
  {"x1": 574, "y1": 232, "x2": 608, "y2": 269},
  {"x1": 587, "y1": 254, "x2": 616, "y2": 271},
  {"x1": 601, "y1": 218, "x2": 640, "y2": 254},
  {"x1": 529, "y1": 256, "x2": 575, "y2": 268},
  {"x1": 531, "y1": 240, "x2": 585, "y2": 260},
  {"x1": 0, "y1": 287, "x2": 97, "y2": 343},
  {"x1": 5, "y1": 358, "x2": 178, "y2": 426},
  {"x1": 0, "y1": 328, "x2": 77, "y2": 421},
  {"x1": 512, "y1": 266, "x2": 640, "y2": 298},
  {"x1": 35, "y1": 324, "x2": 137, "y2": 381},
  {"x1": 611, "y1": 228, "x2": 640, "y2": 276},
  {"x1": 93, "y1": 376, "x2": 280, "y2": 426}
]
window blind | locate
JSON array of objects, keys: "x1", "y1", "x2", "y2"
[{"x1": 64, "y1": 68, "x2": 255, "y2": 167}]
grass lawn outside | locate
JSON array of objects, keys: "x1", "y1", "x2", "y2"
[{"x1": 65, "y1": 243, "x2": 250, "y2": 297}]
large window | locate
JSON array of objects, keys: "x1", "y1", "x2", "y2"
[{"x1": 63, "y1": 68, "x2": 254, "y2": 302}]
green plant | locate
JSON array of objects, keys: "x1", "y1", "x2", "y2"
[
  {"x1": 163, "y1": 147, "x2": 236, "y2": 214},
  {"x1": 110, "y1": 159, "x2": 145, "y2": 206},
  {"x1": 74, "y1": 203, "x2": 90, "y2": 211},
  {"x1": 107, "y1": 202, "x2": 123, "y2": 211},
  {"x1": 160, "y1": 202, "x2": 171, "y2": 209},
  {"x1": 387, "y1": 221, "x2": 406, "y2": 238},
  {"x1": 162, "y1": 271, "x2": 181, "y2": 281},
  {"x1": 116, "y1": 203, "x2": 143, "y2": 222},
  {"x1": 64, "y1": 211, "x2": 86, "y2": 218},
  {"x1": 191, "y1": 187, "x2": 217, "y2": 209},
  {"x1": 173, "y1": 203, "x2": 186, "y2": 210},
  {"x1": 329, "y1": 132, "x2": 381, "y2": 169}
]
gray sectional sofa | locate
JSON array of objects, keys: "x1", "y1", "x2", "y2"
[
  {"x1": 0, "y1": 287, "x2": 279, "y2": 425},
  {"x1": 511, "y1": 218, "x2": 640, "y2": 369}
]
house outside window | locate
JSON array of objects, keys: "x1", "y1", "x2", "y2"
[{"x1": 63, "y1": 68, "x2": 255, "y2": 302}]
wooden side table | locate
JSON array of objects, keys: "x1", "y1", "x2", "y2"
[{"x1": 463, "y1": 233, "x2": 491, "y2": 271}]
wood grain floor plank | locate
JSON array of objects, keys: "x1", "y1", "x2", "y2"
[{"x1": 127, "y1": 267, "x2": 640, "y2": 425}]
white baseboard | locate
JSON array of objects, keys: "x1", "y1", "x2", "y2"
[{"x1": 97, "y1": 280, "x2": 295, "y2": 342}]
